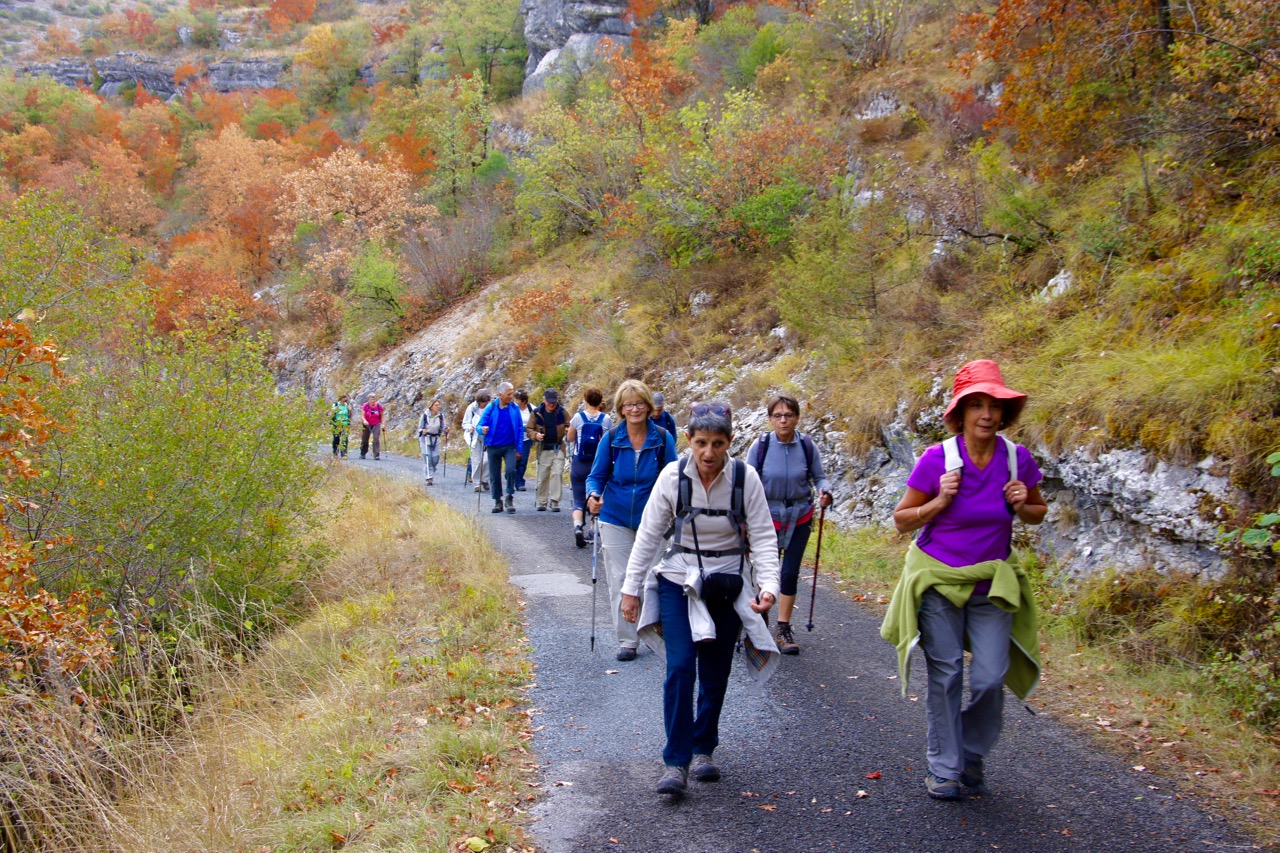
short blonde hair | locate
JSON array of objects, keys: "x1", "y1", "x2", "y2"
[{"x1": 612, "y1": 379, "x2": 654, "y2": 418}]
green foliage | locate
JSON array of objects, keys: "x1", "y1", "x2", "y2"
[
  {"x1": 0, "y1": 191, "x2": 139, "y2": 345},
  {"x1": 773, "y1": 187, "x2": 918, "y2": 349},
  {"x1": 420, "y1": 0, "x2": 526, "y2": 97},
  {"x1": 344, "y1": 243, "x2": 405, "y2": 346},
  {"x1": 728, "y1": 178, "x2": 810, "y2": 248},
  {"x1": 512, "y1": 98, "x2": 641, "y2": 252},
  {"x1": 971, "y1": 140, "x2": 1054, "y2": 252},
  {"x1": 28, "y1": 320, "x2": 325, "y2": 638},
  {"x1": 693, "y1": 6, "x2": 784, "y2": 89}
]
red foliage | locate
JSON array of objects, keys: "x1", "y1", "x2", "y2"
[
  {"x1": 292, "y1": 119, "x2": 344, "y2": 161},
  {"x1": 381, "y1": 128, "x2": 437, "y2": 177},
  {"x1": 174, "y1": 62, "x2": 206, "y2": 87},
  {"x1": 373, "y1": 21, "x2": 409, "y2": 45},
  {"x1": 255, "y1": 119, "x2": 288, "y2": 140},
  {"x1": 150, "y1": 257, "x2": 267, "y2": 334},
  {"x1": 265, "y1": 0, "x2": 316, "y2": 33},
  {"x1": 123, "y1": 7, "x2": 159, "y2": 44},
  {"x1": 188, "y1": 0, "x2": 218, "y2": 10}
]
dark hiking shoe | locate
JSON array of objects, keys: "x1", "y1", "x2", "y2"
[
  {"x1": 574, "y1": 525, "x2": 586, "y2": 548},
  {"x1": 960, "y1": 759, "x2": 985, "y2": 789},
  {"x1": 551, "y1": 503, "x2": 561, "y2": 512},
  {"x1": 691, "y1": 754, "x2": 721, "y2": 782},
  {"x1": 655, "y1": 765, "x2": 687, "y2": 796},
  {"x1": 775, "y1": 622, "x2": 800, "y2": 655},
  {"x1": 536, "y1": 505, "x2": 547, "y2": 511},
  {"x1": 925, "y1": 771, "x2": 962, "y2": 800},
  {"x1": 616, "y1": 647, "x2": 637, "y2": 662},
  {"x1": 505, "y1": 495, "x2": 515, "y2": 513},
  {"x1": 492, "y1": 502, "x2": 504, "y2": 514}
]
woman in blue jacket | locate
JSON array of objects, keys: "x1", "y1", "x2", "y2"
[
  {"x1": 586, "y1": 379, "x2": 678, "y2": 661},
  {"x1": 477, "y1": 382, "x2": 527, "y2": 514}
]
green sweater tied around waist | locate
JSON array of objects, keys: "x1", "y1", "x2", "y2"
[{"x1": 879, "y1": 541, "x2": 1041, "y2": 700}]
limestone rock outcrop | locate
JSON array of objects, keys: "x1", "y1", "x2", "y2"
[
  {"x1": 521, "y1": 0, "x2": 630, "y2": 94},
  {"x1": 22, "y1": 53, "x2": 284, "y2": 99}
]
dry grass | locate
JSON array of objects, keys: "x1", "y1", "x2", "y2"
[{"x1": 112, "y1": 467, "x2": 536, "y2": 852}]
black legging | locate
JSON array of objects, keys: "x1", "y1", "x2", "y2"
[{"x1": 778, "y1": 518, "x2": 812, "y2": 597}]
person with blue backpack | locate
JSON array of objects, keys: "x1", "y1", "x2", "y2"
[
  {"x1": 586, "y1": 379, "x2": 677, "y2": 662},
  {"x1": 744, "y1": 394, "x2": 833, "y2": 655},
  {"x1": 566, "y1": 386, "x2": 612, "y2": 548}
]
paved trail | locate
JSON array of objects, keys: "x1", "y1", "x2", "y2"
[{"x1": 358, "y1": 451, "x2": 1256, "y2": 852}]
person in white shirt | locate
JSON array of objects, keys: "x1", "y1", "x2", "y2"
[
  {"x1": 620, "y1": 402, "x2": 781, "y2": 797},
  {"x1": 461, "y1": 389, "x2": 490, "y2": 490}
]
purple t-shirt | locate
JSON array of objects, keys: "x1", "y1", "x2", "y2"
[{"x1": 906, "y1": 437, "x2": 1043, "y2": 570}]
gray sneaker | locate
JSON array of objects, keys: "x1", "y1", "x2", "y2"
[
  {"x1": 505, "y1": 494, "x2": 515, "y2": 513},
  {"x1": 925, "y1": 770, "x2": 962, "y2": 800},
  {"x1": 655, "y1": 765, "x2": 687, "y2": 795},
  {"x1": 690, "y1": 753, "x2": 720, "y2": 782}
]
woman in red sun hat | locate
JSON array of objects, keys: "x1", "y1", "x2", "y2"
[{"x1": 882, "y1": 360, "x2": 1048, "y2": 801}]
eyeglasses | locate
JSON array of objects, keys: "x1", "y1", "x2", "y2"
[
  {"x1": 770, "y1": 412, "x2": 798, "y2": 421},
  {"x1": 690, "y1": 402, "x2": 731, "y2": 418},
  {"x1": 621, "y1": 401, "x2": 648, "y2": 411}
]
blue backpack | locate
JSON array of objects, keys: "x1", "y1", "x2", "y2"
[{"x1": 575, "y1": 412, "x2": 608, "y2": 463}]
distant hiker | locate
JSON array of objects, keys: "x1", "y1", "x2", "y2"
[
  {"x1": 586, "y1": 379, "x2": 677, "y2": 662},
  {"x1": 745, "y1": 394, "x2": 833, "y2": 655},
  {"x1": 566, "y1": 386, "x2": 612, "y2": 547},
  {"x1": 619, "y1": 402, "x2": 780, "y2": 797},
  {"x1": 651, "y1": 391, "x2": 677, "y2": 437},
  {"x1": 462, "y1": 389, "x2": 491, "y2": 490},
  {"x1": 530, "y1": 387, "x2": 568, "y2": 512},
  {"x1": 882, "y1": 360, "x2": 1047, "y2": 801},
  {"x1": 477, "y1": 382, "x2": 524, "y2": 514},
  {"x1": 417, "y1": 397, "x2": 448, "y2": 485},
  {"x1": 331, "y1": 393, "x2": 352, "y2": 458},
  {"x1": 360, "y1": 393, "x2": 384, "y2": 460},
  {"x1": 514, "y1": 389, "x2": 533, "y2": 492}
]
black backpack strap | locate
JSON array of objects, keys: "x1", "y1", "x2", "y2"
[{"x1": 751, "y1": 433, "x2": 770, "y2": 474}]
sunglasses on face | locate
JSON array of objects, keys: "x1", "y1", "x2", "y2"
[{"x1": 689, "y1": 402, "x2": 731, "y2": 418}]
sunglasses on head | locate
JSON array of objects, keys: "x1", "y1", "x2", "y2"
[{"x1": 689, "y1": 402, "x2": 731, "y2": 419}]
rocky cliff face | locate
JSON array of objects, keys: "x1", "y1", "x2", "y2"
[
  {"x1": 22, "y1": 53, "x2": 284, "y2": 98},
  {"x1": 520, "y1": 0, "x2": 630, "y2": 94},
  {"x1": 275, "y1": 275, "x2": 1240, "y2": 580}
]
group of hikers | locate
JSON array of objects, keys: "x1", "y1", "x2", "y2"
[{"x1": 328, "y1": 361, "x2": 1047, "y2": 802}]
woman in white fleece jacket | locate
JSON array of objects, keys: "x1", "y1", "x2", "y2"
[{"x1": 620, "y1": 402, "x2": 781, "y2": 798}]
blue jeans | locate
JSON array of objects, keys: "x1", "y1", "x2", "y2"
[
  {"x1": 517, "y1": 437, "x2": 532, "y2": 488},
  {"x1": 918, "y1": 589, "x2": 1012, "y2": 781},
  {"x1": 486, "y1": 444, "x2": 518, "y2": 502},
  {"x1": 657, "y1": 575, "x2": 740, "y2": 768}
]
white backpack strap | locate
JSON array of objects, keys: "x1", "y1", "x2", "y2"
[
  {"x1": 942, "y1": 436, "x2": 963, "y2": 472},
  {"x1": 1002, "y1": 435, "x2": 1018, "y2": 482}
]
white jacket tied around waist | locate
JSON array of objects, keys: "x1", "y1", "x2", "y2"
[{"x1": 622, "y1": 453, "x2": 783, "y2": 684}]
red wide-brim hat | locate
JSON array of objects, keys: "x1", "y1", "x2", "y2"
[{"x1": 942, "y1": 360, "x2": 1027, "y2": 425}]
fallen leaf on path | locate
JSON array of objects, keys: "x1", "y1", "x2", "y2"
[
  {"x1": 464, "y1": 837, "x2": 491, "y2": 852},
  {"x1": 855, "y1": 790, "x2": 869, "y2": 798},
  {"x1": 759, "y1": 804, "x2": 777, "y2": 811},
  {"x1": 605, "y1": 670, "x2": 620, "y2": 675},
  {"x1": 865, "y1": 771, "x2": 882, "y2": 780},
  {"x1": 1132, "y1": 765, "x2": 1146, "y2": 772},
  {"x1": 553, "y1": 780, "x2": 573, "y2": 787}
]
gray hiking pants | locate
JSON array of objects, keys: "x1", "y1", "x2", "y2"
[{"x1": 918, "y1": 589, "x2": 1012, "y2": 782}]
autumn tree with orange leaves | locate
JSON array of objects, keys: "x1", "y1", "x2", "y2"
[{"x1": 277, "y1": 146, "x2": 436, "y2": 282}]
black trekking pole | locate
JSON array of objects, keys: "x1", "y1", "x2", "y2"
[
  {"x1": 475, "y1": 434, "x2": 486, "y2": 514},
  {"x1": 441, "y1": 430, "x2": 448, "y2": 482},
  {"x1": 589, "y1": 513, "x2": 599, "y2": 652},
  {"x1": 807, "y1": 506, "x2": 826, "y2": 632}
]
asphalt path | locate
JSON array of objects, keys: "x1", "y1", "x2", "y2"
[{"x1": 354, "y1": 449, "x2": 1256, "y2": 852}]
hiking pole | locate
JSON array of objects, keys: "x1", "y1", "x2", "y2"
[
  {"x1": 589, "y1": 513, "x2": 599, "y2": 652},
  {"x1": 441, "y1": 431, "x2": 448, "y2": 481},
  {"x1": 806, "y1": 505, "x2": 826, "y2": 632},
  {"x1": 475, "y1": 435, "x2": 486, "y2": 514}
]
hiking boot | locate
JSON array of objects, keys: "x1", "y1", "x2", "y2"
[
  {"x1": 550, "y1": 503, "x2": 561, "y2": 512},
  {"x1": 960, "y1": 759, "x2": 985, "y2": 789},
  {"x1": 574, "y1": 525, "x2": 586, "y2": 548},
  {"x1": 616, "y1": 647, "x2": 637, "y2": 662},
  {"x1": 505, "y1": 495, "x2": 515, "y2": 513},
  {"x1": 925, "y1": 771, "x2": 962, "y2": 800},
  {"x1": 492, "y1": 502, "x2": 504, "y2": 514},
  {"x1": 690, "y1": 754, "x2": 721, "y2": 782},
  {"x1": 426, "y1": 477, "x2": 434, "y2": 486},
  {"x1": 775, "y1": 621, "x2": 800, "y2": 656},
  {"x1": 517, "y1": 485, "x2": 527, "y2": 491},
  {"x1": 655, "y1": 765, "x2": 687, "y2": 796},
  {"x1": 536, "y1": 505, "x2": 547, "y2": 512},
  {"x1": 474, "y1": 485, "x2": 483, "y2": 492}
]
